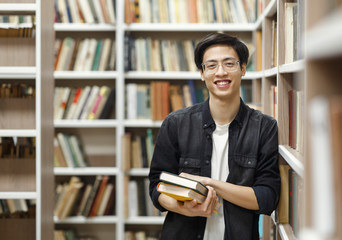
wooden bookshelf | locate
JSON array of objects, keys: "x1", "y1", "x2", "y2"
[
  {"x1": 257, "y1": 0, "x2": 306, "y2": 239},
  {"x1": 0, "y1": 1, "x2": 54, "y2": 240},
  {"x1": 302, "y1": 1, "x2": 342, "y2": 240}
]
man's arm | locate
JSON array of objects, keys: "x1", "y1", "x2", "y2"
[
  {"x1": 180, "y1": 173, "x2": 259, "y2": 210},
  {"x1": 149, "y1": 115, "x2": 219, "y2": 217}
]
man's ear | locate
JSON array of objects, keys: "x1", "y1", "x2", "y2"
[
  {"x1": 200, "y1": 69, "x2": 205, "y2": 81},
  {"x1": 241, "y1": 63, "x2": 247, "y2": 76}
]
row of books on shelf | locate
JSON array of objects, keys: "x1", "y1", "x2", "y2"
[
  {"x1": 54, "y1": 38, "x2": 115, "y2": 71},
  {"x1": 240, "y1": 83, "x2": 253, "y2": 103},
  {"x1": 0, "y1": 16, "x2": 35, "y2": 38},
  {"x1": 54, "y1": 0, "x2": 116, "y2": 24},
  {"x1": 277, "y1": 165, "x2": 303, "y2": 238},
  {"x1": 125, "y1": 81, "x2": 208, "y2": 121},
  {"x1": 54, "y1": 85, "x2": 115, "y2": 120},
  {"x1": 0, "y1": 16, "x2": 35, "y2": 24},
  {"x1": 125, "y1": 36, "x2": 197, "y2": 72},
  {"x1": 125, "y1": 0, "x2": 257, "y2": 24},
  {"x1": 54, "y1": 81, "x2": 252, "y2": 123},
  {"x1": 268, "y1": 86, "x2": 304, "y2": 153},
  {"x1": 54, "y1": 229, "x2": 95, "y2": 240},
  {"x1": 284, "y1": 1, "x2": 304, "y2": 64},
  {"x1": 269, "y1": 85, "x2": 277, "y2": 119},
  {"x1": 124, "y1": 230, "x2": 160, "y2": 240},
  {"x1": 0, "y1": 137, "x2": 35, "y2": 159},
  {"x1": 0, "y1": 83, "x2": 35, "y2": 98},
  {"x1": 288, "y1": 89, "x2": 304, "y2": 154},
  {"x1": 55, "y1": 176, "x2": 115, "y2": 219},
  {"x1": 270, "y1": 19, "x2": 277, "y2": 68},
  {"x1": 126, "y1": 177, "x2": 161, "y2": 218},
  {"x1": 0, "y1": 25, "x2": 35, "y2": 38},
  {"x1": 122, "y1": 129, "x2": 156, "y2": 171},
  {"x1": 0, "y1": 199, "x2": 35, "y2": 219},
  {"x1": 125, "y1": 35, "x2": 255, "y2": 72},
  {"x1": 54, "y1": 133, "x2": 88, "y2": 168}
]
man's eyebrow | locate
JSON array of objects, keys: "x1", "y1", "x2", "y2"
[{"x1": 204, "y1": 57, "x2": 237, "y2": 63}]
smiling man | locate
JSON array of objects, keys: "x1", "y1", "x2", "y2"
[{"x1": 149, "y1": 33, "x2": 280, "y2": 240}]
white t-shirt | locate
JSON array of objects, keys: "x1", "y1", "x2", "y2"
[{"x1": 203, "y1": 123, "x2": 230, "y2": 240}]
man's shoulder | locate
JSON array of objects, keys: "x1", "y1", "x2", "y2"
[
  {"x1": 167, "y1": 102, "x2": 205, "y2": 119},
  {"x1": 244, "y1": 104, "x2": 277, "y2": 126}
]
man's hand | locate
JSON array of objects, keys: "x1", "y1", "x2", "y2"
[
  {"x1": 180, "y1": 186, "x2": 218, "y2": 217},
  {"x1": 179, "y1": 172, "x2": 211, "y2": 186}
]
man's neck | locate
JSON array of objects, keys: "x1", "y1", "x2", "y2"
[{"x1": 209, "y1": 96, "x2": 240, "y2": 125}]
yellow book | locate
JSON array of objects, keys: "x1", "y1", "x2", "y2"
[{"x1": 157, "y1": 182, "x2": 221, "y2": 212}]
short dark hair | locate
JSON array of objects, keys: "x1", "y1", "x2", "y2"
[{"x1": 194, "y1": 33, "x2": 249, "y2": 70}]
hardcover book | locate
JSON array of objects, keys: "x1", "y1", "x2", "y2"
[
  {"x1": 157, "y1": 182, "x2": 220, "y2": 212},
  {"x1": 159, "y1": 171, "x2": 208, "y2": 196}
]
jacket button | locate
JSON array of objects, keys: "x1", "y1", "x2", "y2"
[
  {"x1": 203, "y1": 124, "x2": 207, "y2": 127},
  {"x1": 197, "y1": 234, "x2": 202, "y2": 239},
  {"x1": 206, "y1": 135, "x2": 210, "y2": 139},
  {"x1": 184, "y1": 161, "x2": 188, "y2": 165},
  {"x1": 205, "y1": 160, "x2": 210, "y2": 165}
]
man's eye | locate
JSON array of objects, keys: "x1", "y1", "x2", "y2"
[
  {"x1": 207, "y1": 64, "x2": 217, "y2": 69},
  {"x1": 224, "y1": 62, "x2": 234, "y2": 67}
]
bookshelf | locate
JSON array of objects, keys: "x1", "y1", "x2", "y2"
[
  {"x1": 53, "y1": 0, "x2": 121, "y2": 238},
  {"x1": 301, "y1": 1, "x2": 342, "y2": 240},
  {"x1": 52, "y1": 0, "x2": 260, "y2": 239},
  {"x1": 50, "y1": 0, "x2": 325, "y2": 240},
  {"x1": 0, "y1": 0, "x2": 54, "y2": 240},
  {"x1": 256, "y1": 0, "x2": 306, "y2": 240}
]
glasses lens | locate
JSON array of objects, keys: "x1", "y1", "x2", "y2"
[{"x1": 203, "y1": 60, "x2": 239, "y2": 73}]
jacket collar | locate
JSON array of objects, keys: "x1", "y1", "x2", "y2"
[
  {"x1": 234, "y1": 98, "x2": 248, "y2": 127},
  {"x1": 202, "y1": 98, "x2": 248, "y2": 129},
  {"x1": 202, "y1": 99, "x2": 215, "y2": 130}
]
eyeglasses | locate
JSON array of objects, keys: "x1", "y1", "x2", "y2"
[{"x1": 201, "y1": 59, "x2": 240, "y2": 73}]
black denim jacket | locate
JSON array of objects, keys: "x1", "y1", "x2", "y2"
[{"x1": 149, "y1": 98, "x2": 280, "y2": 240}]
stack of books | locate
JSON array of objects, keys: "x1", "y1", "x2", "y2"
[{"x1": 157, "y1": 171, "x2": 220, "y2": 212}]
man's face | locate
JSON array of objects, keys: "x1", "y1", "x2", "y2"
[{"x1": 200, "y1": 44, "x2": 246, "y2": 101}]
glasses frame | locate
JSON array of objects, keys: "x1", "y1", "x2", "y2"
[{"x1": 201, "y1": 59, "x2": 241, "y2": 73}]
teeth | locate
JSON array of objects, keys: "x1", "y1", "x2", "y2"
[{"x1": 216, "y1": 81, "x2": 229, "y2": 85}]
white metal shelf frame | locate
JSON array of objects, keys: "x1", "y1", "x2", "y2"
[
  {"x1": 0, "y1": 3, "x2": 36, "y2": 15},
  {"x1": 125, "y1": 216, "x2": 165, "y2": 225},
  {"x1": 54, "y1": 167, "x2": 119, "y2": 176},
  {"x1": 54, "y1": 71, "x2": 118, "y2": 79},
  {"x1": 0, "y1": 192, "x2": 37, "y2": 199},
  {"x1": 54, "y1": 120, "x2": 118, "y2": 128},
  {"x1": 54, "y1": 23, "x2": 116, "y2": 32},
  {"x1": 54, "y1": 216, "x2": 118, "y2": 224},
  {"x1": 0, "y1": 67, "x2": 36, "y2": 79}
]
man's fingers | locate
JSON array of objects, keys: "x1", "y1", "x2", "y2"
[{"x1": 184, "y1": 199, "x2": 198, "y2": 209}]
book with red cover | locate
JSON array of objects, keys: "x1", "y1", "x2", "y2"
[{"x1": 89, "y1": 176, "x2": 110, "y2": 217}]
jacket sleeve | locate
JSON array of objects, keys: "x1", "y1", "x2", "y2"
[
  {"x1": 252, "y1": 118, "x2": 281, "y2": 215},
  {"x1": 148, "y1": 115, "x2": 180, "y2": 212}
]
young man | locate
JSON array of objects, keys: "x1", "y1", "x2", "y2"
[{"x1": 149, "y1": 33, "x2": 280, "y2": 240}]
